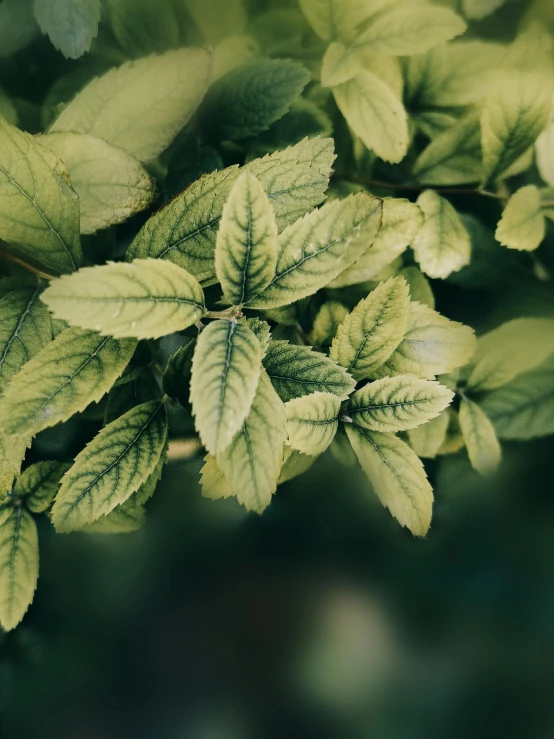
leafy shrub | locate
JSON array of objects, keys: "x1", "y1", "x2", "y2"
[{"x1": 0, "y1": 0, "x2": 553, "y2": 630}]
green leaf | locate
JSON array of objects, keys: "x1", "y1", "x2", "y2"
[
  {"x1": 345, "y1": 424, "x2": 433, "y2": 537},
  {"x1": 263, "y1": 340, "x2": 356, "y2": 403},
  {"x1": 162, "y1": 339, "x2": 196, "y2": 406},
  {"x1": 495, "y1": 185, "x2": 545, "y2": 251},
  {"x1": 41, "y1": 259, "x2": 206, "y2": 340},
  {"x1": 0, "y1": 328, "x2": 136, "y2": 439},
  {"x1": 104, "y1": 368, "x2": 161, "y2": 425},
  {"x1": 13, "y1": 460, "x2": 71, "y2": 513},
  {"x1": 250, "y1": 99, "x2": 333, "y2": 156},
  {"x1": 480, "y1": 357, "x2": 554, "y2": 440},
  {"x1": 374, "y1": 302, "x2": 476, "y2": 379},
  {"x1": 321, "y1": 41, "x2": 363, "y2": 87},
  {"x1": 298, "y1": 0, "x2": 388, "y2": 42},
  {"x1": 201, "y1": 59, "x2": 310, "y2": 141},
  {"x1": 408, "y1": 409, "x2": 450, "y2": 459},
  {"x1": 400, "y1": 266, "x2": 435, "y2": 309},
  {"x1": 412, "y1": 190, "x2": 471, "y2": 279},
  {"x1": 127, "y1": 137, "x2": 336, "y2": 282},
  {"x1": 215, "y1": 172, "x2": 278, "y2": 306},
  {"x1": 278, "y1": 446, "x2": 318, "y2": 484},
  {"x1": 466, "y1": 317, "x2": 554, "y2": 392},
  {"x1": 38, "y1": 133, "x2": 157, "y2": 235},
  {"x1": 0, "y1": 117, "x2": 81, "y2": 274},
  {"x1": 329, "y1": 198, "x2": 423, "y2": 287},
  {"x1": 346, "y1": 376, "x2": 454, "y2": 433},
  {"x1": 0, "y1": 507, "x2": 38, "y2": 630},
  {"x1": 350, "y1": 4, "x2": 466, "y2": 57},
  {"x1": 34, "y1": 0, "x2": 100, "y2": 59},
  {"x1": 104, "y1": 0, "x2": 187, "y2": 57},
  {"x1": 285, "y1": 391, "x2": 341, "y2": 455},
  {"x1": 51, "y1": 400, "x2": 167, "y2": 532},
  {"x1": 0, "y1": 0, "x2": 39, "y2": 59},
  {"x1": 536, "y1": 111, "x2": 554, "y2": 186},
  {"x1": 241, "y1": 317, "x2": 271, "y2": 356},
  {"x1": 247, "y1": 192, "x2": 383, "y2": 308},
  {"x1": 200, "y1": 454, "x2": 234, "y2": 502},
  {"x1": 462, "y1": 0, "x2": 508, "y2": 20},
  {"x1": 50, "y1": 48, "x2": 212, "y2": 162},
  {"x1": 459, "y1": 398, "x2": 501, "y2": 476},
  {"x1": 412, "y1": 110, "x2": 483, "y2": 185},
  {"x1": 0, "y1": 286, "x2": 52, "y2": 394},
  {"x1": 185, "y1": 0, "x2": 247, "y2": 43},
  {"x1": 212, "y1": 35, "x2": 261, "y2": 82},
  {"x1": 190, "y1": 320, "x2": 263, "y2": 455},
  {"x1": 0, "y1": 433, "x2": 31, "y2": 496},
  {"x1": 216, "y1": 370, "x2": 287, "y2": 514},
  {"x1": 333, "y1": 71, "x2": 409, "y2": 163},
  {"x1": 481, "y1": 70, "x2": 553, "y2": 185},
  {"x1": 308, "y1": 301, "x2": 349, "y2": 347},
  {"x1": 330, "y1": 276, "x2": 411, "y2": 380}
]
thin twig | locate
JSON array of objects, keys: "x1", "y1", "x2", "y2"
[
  {"x1": 0, "y1": 247, "x2": 54, "y2": 280},
  {"x1": 205, "y1": 308, "x2": 243, "y2": 320},
  {"x1": 167, "y1": 438, "x2": 203, "y2": 462},
  {"x1": 339, "y1": 176, "x2": 507, "y2": 201}
]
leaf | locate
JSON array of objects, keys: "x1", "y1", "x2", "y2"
[
  {"x1": 285, "y1": 391, "x2": 341, "y2": 455},
  {"x1": 321, "y1": 41, "x2": 363, "y2": 87},
  {"x1": 34, "y1": 0, "x2": 101, "y2": 59},
  {"x1": 481, "y1": 70, "x2": 553, "y2": 185},
  {"x1": 216, "y1": 370, "x2": 287, "y2": 514},
  {"x1": 495, "y1": 185, "x2": 545, "y2": 251},
  {"x1": 247, "y1": 192, "x2": 383, "y2": 309},
  {"x1": 459, "y1": 398, "x2": 501, "y2": 476},
  {"x1": 279, "y1": 446, "x2": 318, "y2": 484},
  {"x1": 0, "y1": 117, "x2": 82, "y2": 274},
  {"x1": 0, "y1": 286, "x2": 52, "y2": 394},
  {"x1": 412, "y1": 110, "x2": 483, "y2": 185},
  {"x1": 330, "y1": 276, "x2": 411, "y2": 380},
  {"x1": 263, "y1": 340, "x2": 355, "y2": 403},
  {"x1": 104, "y1": 0, "x2": 187, "y2": 57},
  {"x1": 250, "y1": 99, "x2": 333, "y2": 156},
  {"x1": 13, "y1": 460, "x2": 71, "y2": 513},
  {"x1": 190, "y1": 320, "x2": 262, "y2": 455},
  {"x1": 104, "y1": 368, "x2": 161, "y2": 425},
  {"x1": 345, "y1": 424, "x2": 433, "y2": 537},
  {"x1": 51, "y1": 400, "x2": 167, "y2": 532},
  {"x1": 0, "y1": 507, "x2": 38, "y2": 630},
  {"x1": 346, "y1": 376, "x2": 454, "y2": 433},
  {"x1": 162, "y1": 339, "x2": 196, "y2": 406},
  {"x1": 200, "y1": 454, "x2": 234, "y2": 501},
  {"x1": 412, "y1": 190, "x2": 471, "y2": 279},
  {"x1": 536, "y1": 103, "x2": 554, "y2": 186},
  {"x1": 185, "y1": 0, "x2": 247, "y2": 43},
  {"x1": 329, "y1": 198, "x2": 423, "y2": 287},
  {"x1": 241, "y1": 317, "x2": 271, "y2": 356},
  {"x1": 462, "y1": 0, "x2": 508, "y2": 19},
  {"x1": 0, "y1": 328, "x2": 136, "y2": 440},
  {"x1": 215, "y1": 172, "x2": 278, "y2": 306},
  {"x1": 400, "y1": 266, "x2": 435, "y2": 309},
  {"x1": 408, "y1": 410, "x2": 450, "y2": 459},
  {"x1": 212, "y1": 35, "x2": 261, "y2": 82},
  {"x1": 480, "y1": 357, "x2": 554, "y2": 440},
  {"x1": 374, "y1": 302, "x2": 476, "y2": 379},
  {"x1": 308, "y1": 301, "x2": 349, "y2": 346},
  {"x1": 201, "y1": 59, "x2": 310, "y2": 141},
  {"x1": 41, "y1": 259, "x2": 206, "y2": 340},
  {"x1": 38, "y1": 133, "x2": 157, "y2": 234},
  {"x1": 50, "y1": 48, "x2": 213, "y2": 162},
  {"x1": 0, "y1": 0, "x2": 39, "y2": 59},
  {"x1": 0, "y1": 433, "x2": 31, "y2": 496},
  {"x1": 333, "y1": 71, "x2": 409, "y2": 163},
  {"x1": 298, "y1": 0, "x2": 388, "y2": 42},
  {"x1": 350, "y1": 4, "x2": 466, "y2": 57},
  {"x1": 466, "y1": 317, "x2": 554, "y2": 392},
  {"x1": 127, "y1": 137, "x2": 336, "y2": 282}
]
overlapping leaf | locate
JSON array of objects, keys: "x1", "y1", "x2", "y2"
[
  {"x1": 495, "y1": 186, "x2": 545, "y2": 251},
  {"x1": 13, "y1": 460, "x2": 71, "y2": 513},
  {"x1": 34, "y1": 0, "x2": 101, "y2": 59},
  {"x1": 0, "y1": 507, "x2": 38, "y2": 630},
  {"x1": 285, "y1": 391, "x2": 340, "y2": 455},
  {"x1": 459, "y1": 398, "x2": 501, "y2": 476}
]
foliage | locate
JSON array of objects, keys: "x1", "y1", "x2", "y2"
[{"x1": 0, "y1": 0, "x2": 552, "y2": 630}]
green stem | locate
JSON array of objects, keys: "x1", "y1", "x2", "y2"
[
  {"x1": 0, "y1": 247, "x2": 54, "y2": 280},
  {"x1": 339, "y1": 176, "x2": 507, "y2": 202},
  {"x1": 205, "y1": 308, "x2": 243, "y2": 320}
]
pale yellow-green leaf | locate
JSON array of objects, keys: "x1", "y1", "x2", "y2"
[
  {"x1": 536, "y1": 100, "x2": 554, "y2": 185},
  {"x1": 466, "y1": 317, "x2": 554, "y2": 391},
  {"x1": 0, "y1": 285, "x2": 52, "y2": 394},
  {"x1": 459, "y1": 398, "x2": 501, "y2": 476},
  {"x1": 481, "y1": 70, "x2": 553, "y2": 185},
  {"x1": 0, "y1": 507, "x2": 38, "y2": 630},
  {"x1": 185, "y1": 0, "x2": 247, "y2": 43},
  {"x1": 13, "y1": 460, "x2": 71, "y2": 513},
  {"x1": 126, "y1": 137, "x2": 336, "y2": 282},
  {"x1": 345, "y1": 425, "x2": 433, "y2": 537},
  {"x1": 279, "y1": 446, "x2": 318, "y2": 484},
  {"x1": 190, "y1": 320, "x2": 262, "y2": 455},
  {"x1": 330, "y1": 276, "x2": 411, "y2": 380},
  {"x1": 200, "y1": 454, "x2": 234, "y2": 502},
  {"x1": 38, "y1": 133, "x2": 157, "y2": 234},
  {"x1": 495, "y1": 185, "x2": 545, "y2": 251},
  {"x1": 437, "y1": 408, "x2": 465, "y2": 455},
  {"x1": 408, "y1": 409, "x2": 450, "y2": 458},
  {"x1": 263, "y1": 340, "x2": 356, "y2": 402},
  {"x1": 0, "y1": 117, "x2": 81, "y2": 274},
  {"x1": 321, "y1": 41, "x2": 362, "y2": 87},
  {"x1": 333, "y1": 71, "x2": 409, "y2": 163},
  {"x1": 298, "y1": 0, "x2": 389, "y2": 42},
  {"x1": 0, "y1": 433, "x2": 30, "y2": 496},
  {"x1": 51, "y1": 400, "x2": 167, "y2": 532},
  {"x1": 347, "y1": 375, "x2": 453, "y2": 433},
  {"x1": 350, "y1": 4, "x2": 466, "y2": 57},
  {"x1": 329, "y1": 198, "x2": 423, "y2": 287},
  {"x1": 247, "y1": 193, "x2": 383, "y2": 309},
  {"x1": 462, "y1": 0, "x2": 508, "y2": 19},
  {"x1": 215, "y1": 172, "x2": 278, "y2": 306},
  {"x1": 50, "y1": 48, "x2": 212, "y2": 162},
  {"x1": 217, "y1": 370, "x2": 287, "y2": 514},
  {"x1": 0, "y1": 328, "x2": 136, "y2": 439},
  {"x1": 308, "y1": 301, "x2": 349, "y2": 346},
  {"x1": 400, "y1": 266, "x2": 435, "y2": 309},
  {"x1": 285, "y1": 391, "x2": 341, "y2": 455},
  {"x1": 374, "y1": 302, "x2": 476, "y2": 379},
  {"x1": 212, "y1": 35, "x2": 260, "y2": 82},
  {"x1": 412, "y1": 190, "x2": 471, "y2": 279},
  {"x1": 41, "y1": 259, "x2": 206, "y2": 340}
]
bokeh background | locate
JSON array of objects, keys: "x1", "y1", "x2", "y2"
[{"x1": 1, "y1": 0, "x2": 554, "y2": 736}]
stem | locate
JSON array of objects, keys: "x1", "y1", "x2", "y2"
[
  {"x1": 167, "y1": 438, "x2": 203, "y2": 462},
  {"x1": 0, "y1": 247, "x2": 55, "y2": 280},
  {"x1": 205, "y1": 308, "x2": 243, "y2": 320},
  {"x1": 339, "y1": 176, "x2": 507, "y2": 201}
]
